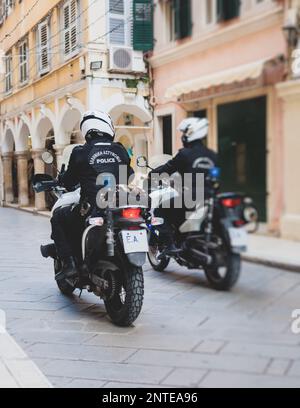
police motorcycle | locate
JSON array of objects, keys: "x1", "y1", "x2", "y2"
[
  {"x1": 32, "y1": 149, "x2": 151, "y2": 327},
  {"x1": 138, "y1": 155, "x2": 249, "y2": 291}
]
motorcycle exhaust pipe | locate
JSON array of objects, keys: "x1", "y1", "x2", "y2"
[
  {"x1": 189, "y1": 248, "x2": 212, "y2": 266},
  {"x1": 40, "y1": 244, "x2": 57, "y2": 259}
]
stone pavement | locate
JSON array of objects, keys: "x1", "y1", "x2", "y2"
[
  {"x1": 0, "y1": 330, "x2": 52, "y2": 388},
  {"x1": 245, "y1": 234, "x2": 300, "y2": 272},
  {"x1": 0, "y1": 207, "x2": 300, "y2": 388}
]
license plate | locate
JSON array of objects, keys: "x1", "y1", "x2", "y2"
[
  {"x1": 121, "y1": 230, "x2": 149, "y2": 254},
  {"x1": 228, "y1": 227, "x2": 248, "y2": 248}
]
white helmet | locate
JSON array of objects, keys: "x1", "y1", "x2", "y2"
[
  {"x1": 80, "y1": 110, "x2": 115, "y2": 141},
  {"x1": 178, "y1": 117, "x2": 209, "y2": 145}
]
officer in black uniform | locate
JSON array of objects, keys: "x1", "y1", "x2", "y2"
[
  {"x1": 150, "y1": 118, "x2": 218, "y2": 256},
  {"x1": 50, "y1": 111, "x2": 134, "y2": 279}
]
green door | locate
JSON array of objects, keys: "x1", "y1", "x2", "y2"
[{"x1": 218, "y1": 97, "x2": 267, "y2": 221}]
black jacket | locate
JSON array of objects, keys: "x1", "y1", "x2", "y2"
[
  {"x1": 60, "y1": 135, "x2": 134, "y2": 207},
  {"x1": 151, "y1": 141, "x2": 218, "y2": 197}
]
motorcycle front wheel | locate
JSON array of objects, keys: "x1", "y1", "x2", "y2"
[
  {"x1": 148, "y1": 244, "x2": 170, "y2": 272},
  {"x1": 101, "y1": 264, "x2": 144, "y2": 327},
  {"x1": 204, "y1": 251, "x2": 241, "y2": 291}
]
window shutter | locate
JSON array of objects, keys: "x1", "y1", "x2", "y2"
[
  {"x1": 19, "y1": 41, "x2": 28, "y2": 83},
  {"x1": 109, "y1": 0, "x2": 126, "y2": 45},
  {"x1": 38, "y1": 21, "x2": 50, "y2": 74},
  {"x1": 63, "y1": 0, "x2": 78, "y2": 58},
  {"x1": 173, "y1": 0, "x2": 192, "y2": 40},
  {"x1": 132, "y1": 0, "x2": 153, "y2": 52},
  {"x1": 5, "y1": 53, "x2": 12, "y2": 92},
  {"x1": 218, "y1": 0, "x2": 241, "y2": 22},
  {"x1": 70, "y1": 0, "x2": 78, "y2": 52},
  {"x1": 63, "y1": 3, "x2": 71, "y2": 55}
]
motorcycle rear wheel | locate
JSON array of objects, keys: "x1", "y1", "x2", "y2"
[
  {"x1": 148, "y1": 245, "x2": 170, "y2": 272},
  {"x1": 102, "y1": 264, "x2": 144, "y2": 327},
  {"x1": 204, "y1": 253, "x2": 241, "y2": 291}
]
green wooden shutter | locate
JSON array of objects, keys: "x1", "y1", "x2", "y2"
[
  {"x1": 218, "y1": 0, "x2": 241, "y2": 22},
  {"x1": 133, "y1": 0, "x2": 154, "y2": 52},
  {"x1": 173, "y1": 0, "x2": 192, "y2": 40}
]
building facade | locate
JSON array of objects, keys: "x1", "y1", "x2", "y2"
[
  {"x1": 150, "y1": 0, "x2": 300, "y2": 240},
  {"x1": 0, "y1": 0, "x2": 153, "y2": 210}
]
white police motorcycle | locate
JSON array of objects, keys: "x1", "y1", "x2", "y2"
[
  {"x1": 32, "y1": 149, "x2": 149, "y2": 327},
  {"x1": 138, "y1": 155, "x2": 248, "y2": 291}
]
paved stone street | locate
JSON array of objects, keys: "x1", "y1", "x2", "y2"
[{"x1": 0, "y1": 207, "x2": 299, "y2": 388}]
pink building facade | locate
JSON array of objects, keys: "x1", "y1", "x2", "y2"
[{"x1": 149, "y1": 0, "x2": 300, "y2": 240}]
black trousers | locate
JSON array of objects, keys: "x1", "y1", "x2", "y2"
[
  {"x1": 51, "y1": 205, "x2": 85, "y2": 261},
  {"x1": 154, "y1": 198, "x2": 188, "y2": 246}
]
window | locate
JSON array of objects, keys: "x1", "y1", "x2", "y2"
[
  {"x1": 173, "y1": 0, "x2": 192, "y2": 40},
  {"x1": 62, "y1": 0, "x2": 79, "y2": 59},
  {"x1": 217, "y1": 0, "x2": 241, "y2": 22},
  {"x1": 5, "y1": 52, "x2": 12, "y2": 92},
  {"x1": 19, "y1": 40, "x2": 28, "y2": 84},
  {"x1": 37, "y1": 20, "x2": 50, "y2": 75},
  {"x1": 108, "y1": 0, "x2": 127, "y2": 45},
  {"x1": 162, "y1": 115, "x2": 173, "y2": 155},
  {"x1": 204, "y1": 0, "x2": 276, "y2": 27},
  {"x1": 132, "y1": 0, "x2": 153, "y2": 51}
]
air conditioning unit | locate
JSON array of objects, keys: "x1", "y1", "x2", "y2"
[{"x1": 109, "y1": 47, "x2": 146, "y2": 73}]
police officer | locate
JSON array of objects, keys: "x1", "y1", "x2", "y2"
[
  {"x1": 150, "y1": 117, "x2": 218, "y2": 256},
  {"x1": 50, "y1": 111, "x2": 134, "y2": 280}
]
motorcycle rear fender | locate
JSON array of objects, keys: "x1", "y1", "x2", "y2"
[
  {"x1": 126, "y1": 252, "x2": 147, "y2": 267},
  {"x1": 219, "y1": 219, "x2": 246, "y2": 254}
]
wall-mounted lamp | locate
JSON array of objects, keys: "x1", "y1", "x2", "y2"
[
  {"x1": 90, "y1": 61, "x2": 103, "y2": 71},
  {"x1": 40, "y1": 104, "x2": 46, "y2": 118},
  {"x1": 65, "y1": 94, "x2": 74, "y2": 109},
  {"x1": 283, "y1": 8, "x2": 299, "y2": 48}
]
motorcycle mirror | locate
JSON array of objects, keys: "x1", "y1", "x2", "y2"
[
  {"x1": 41, "y1": 151, "x2": 54, "y2": 165},
  {"x1": 137, "y1": 156, "x2": 148, "y2": 168}
]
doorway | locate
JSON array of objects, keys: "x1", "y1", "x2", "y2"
[
  {"x1": 218, "y1": 96, "x2": 267, "y2": 221},
  {"x1": 162, "y1": 115, "x2": 173, "y2": 155}
]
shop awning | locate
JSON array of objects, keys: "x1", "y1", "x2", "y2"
[{"x1": 165, "y1": 59, "x2": 269, "y2": 99}]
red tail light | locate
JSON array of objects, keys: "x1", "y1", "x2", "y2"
[
  {"x1": 234, "y1": 219, "x2": 246, "y2": 227},
  {"x1": 222, "y1": 198, "x2": 242, "y2": 208},
  {"x1": 122, "y1": 208, "x2": 142, "y2": 219}
]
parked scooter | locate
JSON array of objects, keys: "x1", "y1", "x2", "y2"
[
  {"x1": 138, "y1": 155, "x2": 248, "y2": 291},
  {"x1": 32, "y1": 150, "x2": 150, "y2": 327}
]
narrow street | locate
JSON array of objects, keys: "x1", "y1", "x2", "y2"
[{"x1": 0, "y1": 207, "x2": 299, "y2": 388}]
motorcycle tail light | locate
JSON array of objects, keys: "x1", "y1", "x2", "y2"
[
  {"x1": 122, "y1": 208, "x2": 142, "y2": 219},
  {"x1": 234, "y1": 219, "x2": 246, "y2": 227},
  {"x1": 222, "y1": 198, "x2": 242, "y2": 208}
]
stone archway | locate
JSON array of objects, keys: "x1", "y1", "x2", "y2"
[
  {"x1": 56, "y1": 107, "x2": 83, "y2": 168},
  {"x1": 110, "y1": 106, "x2": 152, "y2": 169},
  {"x1": 32, "y1": 116, "x2": 55, "y2": 210},
  {"x1": 35, "y1": 117, "x2": 54, "y2": 150}
]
